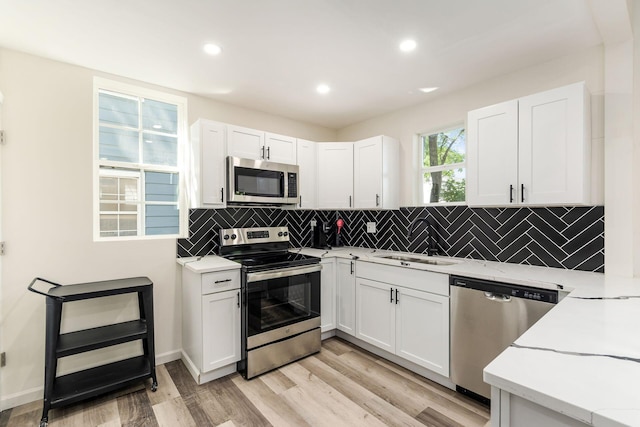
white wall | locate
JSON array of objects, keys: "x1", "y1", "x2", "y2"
[
  {"x1": 0, "y1": 47, "x2": 336, "y2": 408},
  {"x1": 336, "y1": 46, "x2": 605, "y2": 207}
]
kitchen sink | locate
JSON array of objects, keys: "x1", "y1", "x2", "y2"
[{"x1": 375, "y1": 254, "x2": 457, "y2": 266}]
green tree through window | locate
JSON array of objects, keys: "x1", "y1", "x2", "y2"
[{"x1": 421, "y1": 127, "x2": 466, "y2": 203}]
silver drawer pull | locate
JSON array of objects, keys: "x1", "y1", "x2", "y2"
[{"x1": 214, "y1": 279, "x2": 232, "y2": 284}]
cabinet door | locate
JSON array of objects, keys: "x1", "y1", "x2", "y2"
[
  {"x1": 227, "y1": 125, "x2": 264, "y2": 160},
  {"x1": 396, "y1": 287, "x2": 449, "y2": 377},
  {"x1": 467, "y1": 100, "x2": 519, "y2": 206},
  {"x1": 320, "y1": 258, "x2": 336, "y2": 333},
  {"x1": 518, "y1": 82, "x2": 589, "y2": 205},
  {"x1": 188, "y1": 120, "x2": 226, "y2": 208},
  {"x1": 355, "y1": 278, "x2": 395, "y2": 353},
  {"x1": 202, "y1": 289, "x2": 241, "y2": 372},
  {"x1": 336, "y1": 259, "x2": 356, "y2": 335},
  {"x1": 296, "y1": 139, "x2": 317, "y2": 209},
  {"x1": 265, "y1": 132, "x2": 297, "y2": 165},
  {"x1": 317, "y1": 143, "x2": 354, "y2": 209},
  {"x1": 354, "y1": 136, "x2": 382, "y2": 209}
]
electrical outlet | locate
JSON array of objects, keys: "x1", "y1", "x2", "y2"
[
  {"x1": 310, "y1": 219, "x2": 317, "y2": 228},
  {"x1": 366, "y1": 222, "x2": 376, "y2": 233}
]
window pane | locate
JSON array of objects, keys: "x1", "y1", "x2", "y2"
[
  {"x1": 100, "y1": 202, "x2": 118, "y2": 211},
  {"x1": 99, "y1": 177, "x2": 118, "y2": 199},
  {"x1": 142, "y1": 98, "x2": 177, "y2": 134},
  {"x1": 99, "y1": 126, "x2": 139, "y2": 163},
  {"x1": 145, "y1": 172, "x2": 178, "y2": 202},
  {"x1": 142, "y1": 133, "x2": 178, "y2": 166},
  {"x1": 119, "y1": 216, "x2": 138, "y2": 233},
  {"x1": 100, "y1": 214, "x2": 118, "y2": 232},
  {"x1": 423, "y1": 168, "x2": 466, "y2": 203},
  {"x1": 119, "y1": 178, "x2": 139, "y2": 201},
  {"x1": 423, "y1": 128, "x2": 466, "y2": 167},
  {"x1": 99, "y1": 92, "x2": 138, "y2": 128},
  {"x1": 145, "y1": 204, "x2": 179, "y2": 235}
]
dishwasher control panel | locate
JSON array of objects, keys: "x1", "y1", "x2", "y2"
[{"x1": 450, "y1": 276, "x2": 558, "y2": 304}]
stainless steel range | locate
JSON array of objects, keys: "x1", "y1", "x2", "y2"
[{"x1": 219, "y1": 226, "x2": 321, "y2": 379}]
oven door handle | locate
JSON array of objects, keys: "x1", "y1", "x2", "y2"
[{"x1": 246, "y1": 264, "x2": 322, "y2": 283}]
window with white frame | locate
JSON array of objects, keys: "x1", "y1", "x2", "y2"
[
  {"x1": 94, "y1": 78, "x2": 187, "y2": 239},
  {"x1": 420, "y1": 125, "x2": 466, "y2": 204}
]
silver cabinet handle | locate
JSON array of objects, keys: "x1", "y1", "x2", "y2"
[
  {"x1": 376, "y1": 194, "x2": 380, "y2": 207},
  {"x1": 349, "y1": 195, "x2": 352, "y2": 207},
  {"x1": 261, "y1": 146, "x2": 265, "y2": 159}
]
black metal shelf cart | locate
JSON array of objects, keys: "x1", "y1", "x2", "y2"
[{"x1": 28, "y1": 276, "x2": 158, "y2": 427}]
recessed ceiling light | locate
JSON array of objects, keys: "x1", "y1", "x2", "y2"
[
  {"x1": 399, "y1": 39, "x2": 417, "y2": 52},
  {"x1": 419, "y1": 87, "x2": 439, "y2": 93},
  {"x1": 316, "y1": 84, "x2": 331, "y2": 94},
  {"x1": 203, "y1": 43, "x2": 222, "y2": 56}
]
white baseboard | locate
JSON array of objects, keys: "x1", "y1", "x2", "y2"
[{"x1": 1, "y1": 349, "x2": 183, "y2": 411}]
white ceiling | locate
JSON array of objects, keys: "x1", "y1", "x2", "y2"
[{"x1": 0, "y1": 0, "x2": 603, "y2": 129}]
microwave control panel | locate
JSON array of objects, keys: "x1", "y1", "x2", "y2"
[{"x1": 287, "y1": 173, "x2": 298, "y2": 197}]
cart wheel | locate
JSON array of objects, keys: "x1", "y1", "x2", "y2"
[{"x1": 151, "y1": 381, "x2": 158, "y2": 392}]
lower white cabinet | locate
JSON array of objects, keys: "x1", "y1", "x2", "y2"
[
  {"x1": 320, "y1": 258, "x2": 336, "y2": 333},
  {"x1": 355, "y1": 262, "x2": 450, "y2": 377},
  {"x1": 336, "y1": 258, "x2": 356, "y2": 335},
  {"x1": 181, "y1": 268, "x2": 241, "y2": 384}
]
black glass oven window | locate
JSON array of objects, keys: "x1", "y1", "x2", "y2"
[
  {"x1": 235, "y1": 167, "x2": 283, "y2": 197},
  {"x1": 246, "y1": 272, "x2": 320, "y2": 337}
]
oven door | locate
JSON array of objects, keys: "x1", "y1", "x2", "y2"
[{"x1": 245, "y1": 264, "x2": 321, "y2": 349}]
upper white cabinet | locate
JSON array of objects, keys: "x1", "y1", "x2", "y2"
[
  {"x1": 265, "y1": 132, "x2": 297, "y2": 164},
  {"x1": 227, "y1": 125, "x2": 297, "y2": 165},
  {"x1": 317, "y1": 143, "x2": 354, "y2": 209},
  {"x1": 296, "y1": 139, "x2": 317, "y2": 209},
  {"x1": 467, "y1": 82, "x2": 591, "y2": 206},
  {"x1": 188, "y1": 119, "x2": 226, "y2": 208},
  {"x1": 353, "y1": 135, "x2": 400, "y2": 209}
]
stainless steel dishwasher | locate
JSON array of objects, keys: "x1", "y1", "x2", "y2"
[{"x1": 450, "y1": 275, "x2": 559, "y2": 403}]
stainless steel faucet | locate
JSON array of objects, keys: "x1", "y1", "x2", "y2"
[{"x1": 407, "y1": 217, "x2": 439, "y2": 256}]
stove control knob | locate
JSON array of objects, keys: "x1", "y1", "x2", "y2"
[
  {"x1": 283, "y1": 231, "x2": 289, "y2": 237},
  {"x1": 278, "y1": 232, "x2": 283, "y2": 237},
  {"x1": 231, "y1": 234, "x2": 237, "y2": 240},
  {"x1": 223, "y1": 234, "x2": 230, "y2": 240}
]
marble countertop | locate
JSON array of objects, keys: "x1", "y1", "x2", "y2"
[
  {"x1": 483, "y1": 276, "x2": 640, "y2": 427},
  {"x1": 176, "y1": 246, "x2": 637, "y2": 426}
]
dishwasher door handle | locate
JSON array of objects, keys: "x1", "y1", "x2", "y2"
[{"x1": 484, "y1": 292, "x2": 511, "y2": 302}]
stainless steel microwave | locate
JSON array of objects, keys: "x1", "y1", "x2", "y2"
[{"x1": 227, "y1": 156, "x2": 299, "y2": 205}]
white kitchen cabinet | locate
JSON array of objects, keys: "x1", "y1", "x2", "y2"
[
  {"x1": 202, "y1": 289, "x2": 241, "y2": 373},
  {"x1": 227, "y1": 124, "x2": 264, "y2": 161},
  {"x1": 355, "y1": 261, "x2": 450, "y2": 376},
  {"x1": 317, "y1": 143, "x2": 354, "y2": 209},
  {"x1": 227, "y1": 125, "x2": 297, "y2": 165},
  {"x1": 296, "y1": 138, "x2": 317, "y2": 209},
  {"x1": 188, "y1": 119, "x2": 226, "y2": 208},
  {"x1": 181, "y1": 268, "x2": 241, "y2": 384},
  {"x1": 265, "y1": 132, "x2": 297, "y2": 164},
  {"x1": 336, "y1": 258, "x2": 356, "y2": 335},
  {"x1": 320, "y1": 258, "x2": 336, "y2": 333},
  {"x1": 467, "y1": 81, "x2": 591, "y2": 206},
  {"x1": 353, "y1": 135, "x2": 400, "y2": 209}
]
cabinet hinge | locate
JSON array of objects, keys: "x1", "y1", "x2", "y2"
[
  {"x1": 0, "y1": 130, "x2": 5, "y2": 145},
  {"x1": 0, "y1": 242, "x2": 5, "y2": 256}
]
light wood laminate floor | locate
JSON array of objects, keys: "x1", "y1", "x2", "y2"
[{"x1": 0, "y1": 338, "x2": 490, "y2": 426}]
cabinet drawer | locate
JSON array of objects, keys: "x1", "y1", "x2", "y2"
[
  {"x1": 201, "y1": 270, "x2": 240, "y2": 295},
  {"x1": 356, "y1": 261, "x2": 448, "y2": 296}
]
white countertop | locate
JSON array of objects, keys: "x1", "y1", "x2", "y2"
[{"x1": 177, "y1": 247, "x2": 638, "y2": 426}]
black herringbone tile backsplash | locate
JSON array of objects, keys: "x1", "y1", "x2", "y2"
[{"x1": 177, "y1": 206, "x2": 604, "y2": 273}]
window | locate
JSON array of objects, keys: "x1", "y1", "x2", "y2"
[
  {"x1": 420, "y1": 126, "x2": 466, "y2": 204},
  {"x1": 94, "y1": 78, "x2": 187, "y2": 239}
]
